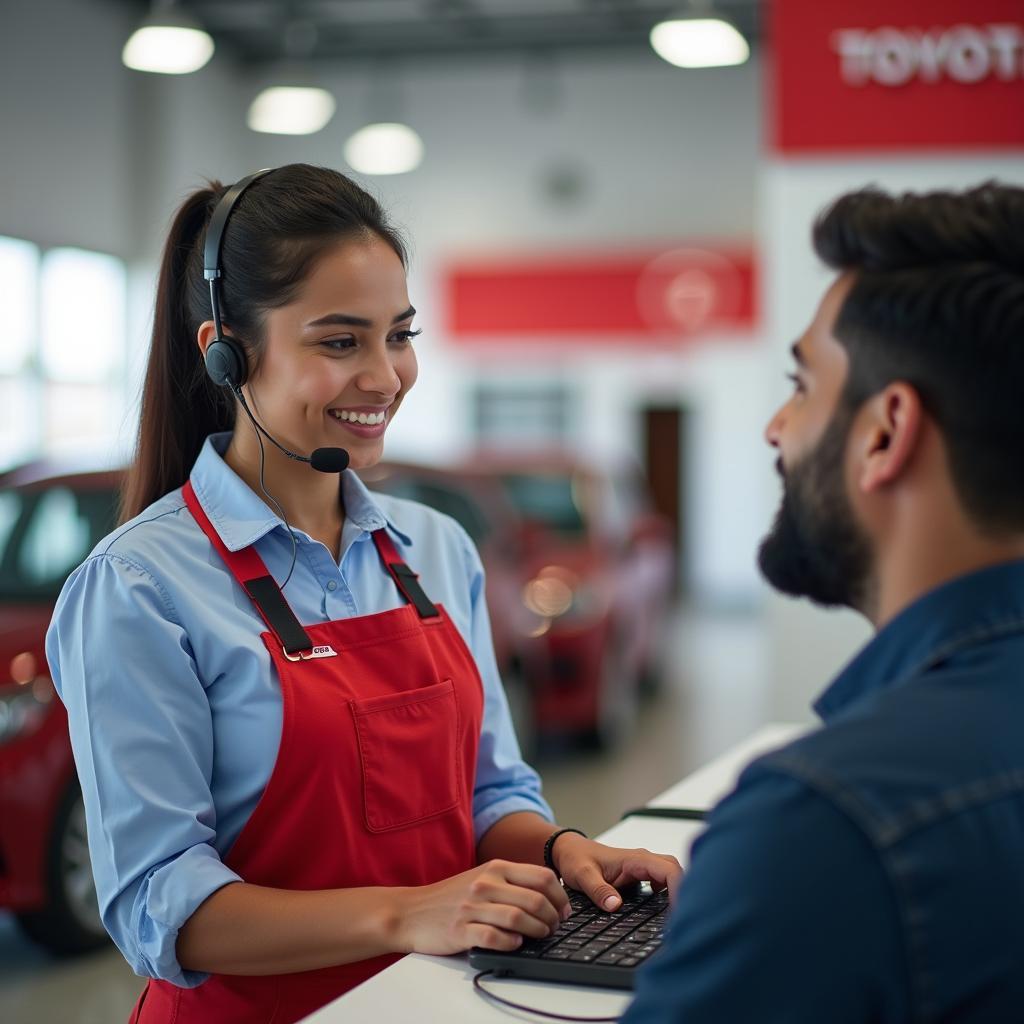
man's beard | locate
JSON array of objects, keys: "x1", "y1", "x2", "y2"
[{"x1": 757, "y1": 401, "x2": 873, "y2": 612}]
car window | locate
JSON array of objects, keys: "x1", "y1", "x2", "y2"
[
  {"x1": 500, "y1": 473, "x2": 587, "y2": 537},
  {"x1": 0, "y1": 491, "x2": 22, "y2": 567},
  {"x1": 372, "y1": 479, "x2": 491, "y2": 545},
  {"x1": 0, "y1": 484, "x2": 119, "y2": 600}
]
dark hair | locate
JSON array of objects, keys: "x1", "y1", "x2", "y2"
[
  {"x1": 813, "y1": 181, "x2": 1024, "y2": 535},
  {"x1": 120, "y1": 164, "x2": 407, "y2": 523}
]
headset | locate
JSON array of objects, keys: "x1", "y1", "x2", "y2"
[
  {"x1": 202, "y1": 169, "x2": 271, "y2": 391},
  {"x1": 201, "y1": 168, "x2": 349, "y2": 588}
]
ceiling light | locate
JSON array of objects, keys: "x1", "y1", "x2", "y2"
[
  {"x1": 650, "y1": 16, "x2": 750, "y2": 69},
  {"x1": 122, "y1": 3, "x2": 214, "y2": 75},
  {"x1": 344, "y1": 123, "x2": 424, "y2": 176},
  {"x1": 248, "y1": 86, "x2": 336, "y2": 135}
]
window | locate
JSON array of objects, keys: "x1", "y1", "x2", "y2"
[
  {"x1": 0, "y1": 483, "x2": 120, "y2": 600},
  {"x1": 0, "y1": 236, "x2": 38, "y2": 375},
  {"x1": 40, "y1": 247, "x2": 125, "y2": 383},
  {"x1": 473, "y1": 383, "x2": 574, "y2": 448},
  {"x1": 0, "y1": 237, "x2": 128, "y2": 471}
]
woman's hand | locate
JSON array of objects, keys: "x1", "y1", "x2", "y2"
[
  {"x1": 395, "y1": 860, "x2": 571, "y2": 956},
  {"x1": 552, "y1": 833, "x2": 684, "y2": 912}
]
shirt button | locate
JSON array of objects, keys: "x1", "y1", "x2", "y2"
[{"x1": 326, "y1": 580, "x2": 338, "y2": 592}]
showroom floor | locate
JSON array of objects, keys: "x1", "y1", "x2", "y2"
[{"x1": 0, "y1": 606, "x2": 774, "y2": 1024}]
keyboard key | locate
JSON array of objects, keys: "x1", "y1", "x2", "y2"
[{"x1": 618, "y1": 957, "x2": 640, "y2": 967}]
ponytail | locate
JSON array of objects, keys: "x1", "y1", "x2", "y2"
[{"x1": 120, "y1": 184, "x2": 233, "y2": 522}]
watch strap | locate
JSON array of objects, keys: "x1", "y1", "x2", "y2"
[{"x1": 543, "y1": 827, "x2": 587, "y2": 875}]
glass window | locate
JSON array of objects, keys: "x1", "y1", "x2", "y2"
[
  {"x1": 18, "y1": 487, "x2": 92, "y2": 587},
  {"x1": 0, "y1": 236, "x2": 39, "y2": 374},
  {"x1": 2, "y1": 484, "x2": 118, "y2": 599},
  {"x1": 473, "y1": 384, "x2": 573, "y2": 449},
  {"x1": 0, "y1": 374, "x2": 41, "y2": 469},
  {"x1": 39, "y1": 247, "x2": 126, "y2": 383},
  {"x1": 501, "y1": 473, "x2": 587, "y2": 537},
  {"x1": 42, "y1": 382, "x2": 122, "y2": 457},
  {"x1": 0, "y1": 491, "x2": 21, "y2": 567}
]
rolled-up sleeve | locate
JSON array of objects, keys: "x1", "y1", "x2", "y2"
[
  {"x1": 454, "y1": 528, "x2": 554, "y2": 841},
  {"x1": 46, "y1": 554, "x2": 241, "y2": 987}
]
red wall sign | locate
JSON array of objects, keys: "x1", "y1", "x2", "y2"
[
  {"x1": 770, "y1": 0, "x2": 1024, "y2": 152},
  {"x1": 446, "y1": 247, "x2": 756, "y2": 344}
]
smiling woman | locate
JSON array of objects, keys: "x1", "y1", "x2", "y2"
[{"x1": 43, "y1": 163, "x2": 682, "y2": 1024}]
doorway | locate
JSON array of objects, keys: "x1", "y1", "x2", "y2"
[{"x1": 641, "y1": 404, "x2": 688, "y2": 596}]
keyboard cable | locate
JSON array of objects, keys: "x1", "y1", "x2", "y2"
[{"x1": 473, "y1": 970, "x2": 622, "y2": 1021}]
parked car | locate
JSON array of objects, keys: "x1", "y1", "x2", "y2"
[
  {"x1": 462, "y1": 451, "x2": 676, "y2": 748},
  {"x1": 0, "y1": 461, "x2": 122, "y2": 954},
  {"x1": 357, "y1": 461, "x2": 547, "y2": 753}
]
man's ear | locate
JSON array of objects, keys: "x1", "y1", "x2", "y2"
[{"x1": 854, "y1": 383, "x2": 924, "y2": 494}]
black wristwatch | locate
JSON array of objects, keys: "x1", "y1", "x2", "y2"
[{"x1": 543, "y1": 827, "x2": 587, "y2": 876}]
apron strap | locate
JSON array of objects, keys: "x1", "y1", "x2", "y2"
[
  {"x1": 182, "y1": 481, "x2": 314, "y2": 655},
  {"x1": 371, "y1": 529, "x2": 440, "y2": 619}
]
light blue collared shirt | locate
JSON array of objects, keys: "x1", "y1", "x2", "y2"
[{"x1": 45, "y1": 433, "x2": 552, "y2": 987}]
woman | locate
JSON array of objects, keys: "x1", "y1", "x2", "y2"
[{"x1": 46, "y1": 164, "x2": 682, "y2": 1023}]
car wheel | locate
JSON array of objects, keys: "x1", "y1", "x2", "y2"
[{"x1": 16, "y1": 783, "x2": 109, "y2": 956}]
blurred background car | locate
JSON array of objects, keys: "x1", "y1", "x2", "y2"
[
  {"x1": 362, "y1": 456, "x2": 675, "y2": 749},
  {"x1": 0, "y1": 463, "x2": 121, "y2": 955},
  {"x1": 357, "y1": 460, "x2": 547, "y2": 754},
  {"x1": 465, "y1": 452, "x2": 676, "y2": 748}
]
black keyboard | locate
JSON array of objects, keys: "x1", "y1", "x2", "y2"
[{"x1": 468, "y1": 884, "x2": 669, "y2": 990}]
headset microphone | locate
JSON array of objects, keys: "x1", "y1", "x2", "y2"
[
  {"x1": 231, "y1": 385, "x2": 350, "y2": 473},
  {"x1": 202, "y1": 168, "x2": 351, "y2": 476}
]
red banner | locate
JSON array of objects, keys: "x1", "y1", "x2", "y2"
[
  {"x1": 770, "y1": 0, "x2": 1024, "y2": 153},
  {"x1": 446, "y1": 247, "x2": 756, "y2": 344}
]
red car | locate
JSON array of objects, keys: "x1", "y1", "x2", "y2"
[
  {"x1": 463, "y1": 452, "x2": 676, "y2": 748},
  {"x1": 0, "y1": 461, "x2": 121, "y2": 954},
  {"x1": 356, "y1": 461, "x2": 548, "y2": 752}
]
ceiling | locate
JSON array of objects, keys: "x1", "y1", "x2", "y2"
[{"x1": 119, "y1": 0, "x2": 763, "y2": 65}]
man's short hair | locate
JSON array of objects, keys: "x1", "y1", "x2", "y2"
[{"x1": 813, "y1": 182, "x2": 1024, "y2": 535}]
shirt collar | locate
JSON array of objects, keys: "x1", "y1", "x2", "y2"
[
  {"x1": 188, "y1": 432, "x2": 413, "y2": 552},
  {"x1": 814, "y1": 559, "x2": 1024, "y2": 722}
]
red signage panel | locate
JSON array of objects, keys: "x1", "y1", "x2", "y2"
[
  {"x1": 447, "y1": 247, "x2": 757, "y2": 344},
  {"x1": 770, "y1": 0, "x2": 1024, "y2": 152}
]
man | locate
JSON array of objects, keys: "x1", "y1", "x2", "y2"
[{"x1": 624, "y1": 182, "x2": 1024, "y2": 1023}]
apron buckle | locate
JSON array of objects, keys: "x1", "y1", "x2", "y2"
[{"x1": 282, "y1": 644, "x2": 339, "y2": 662}]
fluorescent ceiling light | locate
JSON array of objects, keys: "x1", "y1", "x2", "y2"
[
  {"x1": 344, "y1": 123, "x2": 424, "y2": 176},
  {"x1": 122, "y1": 4, "x2": 214, "y2": 75},
  {"x1": 650, "y1": 17, "x2": 750, "y2": 69},
  {"x1": 248, "y1": 87, "x2": 336, "y2": 135}
]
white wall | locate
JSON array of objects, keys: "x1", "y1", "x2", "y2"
[{"x1": 0, "y1": 0, "x2": 144, "y2": 257}]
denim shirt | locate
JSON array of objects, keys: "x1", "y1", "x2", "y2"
[{"x1": 625, "y1": 560, "x2": 1024, "y2": 1024}]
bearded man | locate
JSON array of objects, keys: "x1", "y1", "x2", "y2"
[{"x1": 625, "y1": 182, "x2": 1024, "y2": 1024}]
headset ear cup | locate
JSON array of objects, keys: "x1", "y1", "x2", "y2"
[{"x1": 205, "y1": 338, "x2": 247, "y2": 389}]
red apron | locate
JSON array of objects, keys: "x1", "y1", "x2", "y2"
[{"x1": 130, "y1": 481, "x2": 483, "y2": 1023}]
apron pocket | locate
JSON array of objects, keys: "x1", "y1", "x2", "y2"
[{"x1": 351, "y1": 679, "x2": 461, "y2": 832}]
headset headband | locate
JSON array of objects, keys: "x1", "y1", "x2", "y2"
[{"x1": 203, "y1": 168, "x2": 273, "y2": 283}]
